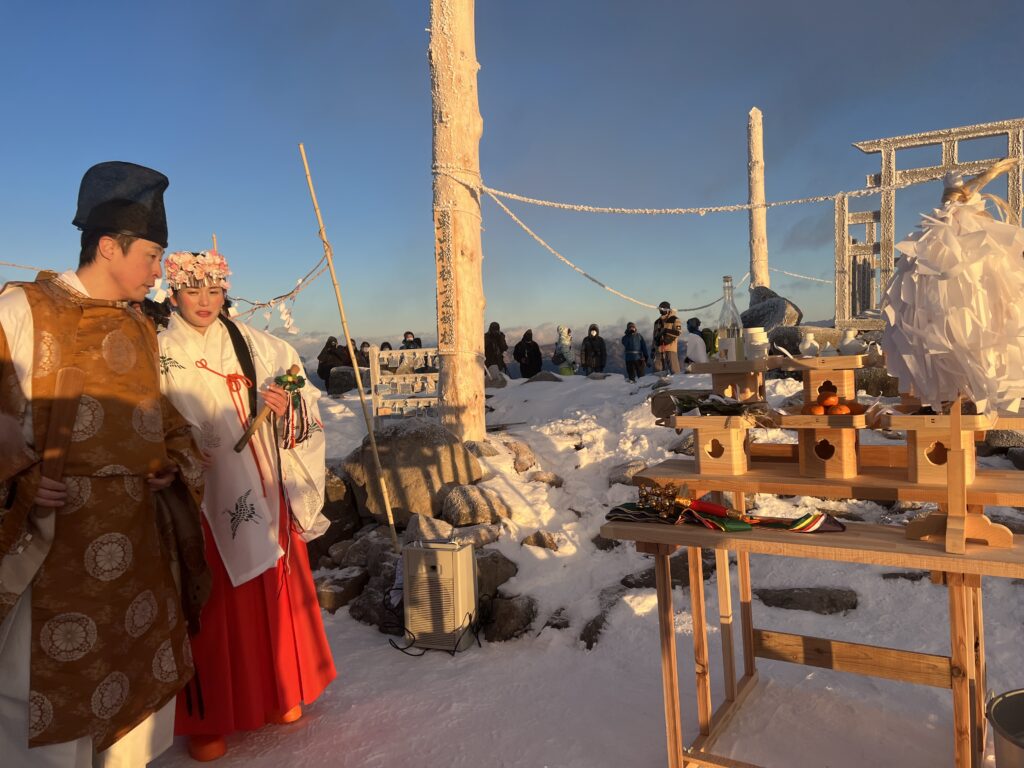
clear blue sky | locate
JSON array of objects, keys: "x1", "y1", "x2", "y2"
[{"x1": 2, "y1": 1, "x2": 1023, "y2": 344}]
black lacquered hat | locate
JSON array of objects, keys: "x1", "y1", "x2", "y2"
[{"x1": 72, "y1": 161, "x2": 169, "y2": 247}]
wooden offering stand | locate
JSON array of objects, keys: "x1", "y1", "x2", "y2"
[
  {"x1": 602, "y1": 353, "x2": 1024, "y2": 768},
  {"x1": 883, "y1": 405, "x2": 1023, "y2": 554},
  {"x1": 687, "y1": 356, "x2": 786, "y2": 404}
]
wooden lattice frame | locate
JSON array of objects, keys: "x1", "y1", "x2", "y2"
[
  {"x1": 835, "y1": 117, "x2": 1024, "y2": 329},
  {"x1": 368, "y1": 346, "x2": 440, "y2": 427}
]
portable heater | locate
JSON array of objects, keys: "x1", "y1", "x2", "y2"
[{"x1": 402, "y1": 540, "x2": 478, "y2": 652}]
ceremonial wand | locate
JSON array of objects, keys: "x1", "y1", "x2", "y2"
[
  {"x1": 297, "y1": 143, "x2": 401, "y2": 554},
  {"x1": 233, "y1": 364, "x2": 303, "y2": 453}
]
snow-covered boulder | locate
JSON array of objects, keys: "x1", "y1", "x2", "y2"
[
  {"x1": 343, "y1": 417, "x2": 483, "y2": 526},
  {"x1": 608, "y1": 460, "x2": 647, "y2": 486},
  {"x1": 475, "y1": 549, "x2": 518, "y2": 598},
  {"x1": 741, "y1": 285, "x2": 802, "y2": 332},
  {"x1": 484, "y1": 595, "x2": 537, "y2": 642},
  {"x1": 529, "y1": 470, "x2": 564, "y2": 488},
  {"x1": 502, "y1": 439, "x2": 537, "y2": 473},
  {"x1": 453, "y1": 523, "x2": 503, "y2": 549},
  {"x1": 525, "y1": 371, "x2": 563, "y2": 383},
  {"x1": 441, "y1": 485, "x2": 511, "y2": 526},
  {"x1": 402, "y1": 513, "x2": 455, "y2": 544},
  {"x1": 754, "y1": 587, "x2": 858, "y2": 615},
  {"x1": 520, "y1": 530, "x2": 559, "y2": 551},
  {"x1": 315, "y1": 567, "x2": 369, "y2": 614}
]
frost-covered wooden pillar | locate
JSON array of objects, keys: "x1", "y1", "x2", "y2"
[
  {"x1": 747, "y1": 107, "x2": 770, "y2": 299},
  {"x1": 429, "y1": 0, "x2": 486, "y2": 441}
]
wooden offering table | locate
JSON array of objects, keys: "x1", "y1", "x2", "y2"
[{"x1": 600, "y1": 459, "x2": 1024, "y2": 768}]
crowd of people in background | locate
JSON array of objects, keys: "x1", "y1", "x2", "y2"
[
  {"x1": 316, "y1": 301, "x2": 718, "y2": 388},
  {"x1": 316, "y1": 331, "x2": 425, "y2": 381}
]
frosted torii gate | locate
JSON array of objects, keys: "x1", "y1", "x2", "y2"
[{"x1": 835, "y1": 117, "x2": 1024, "y2": 329}]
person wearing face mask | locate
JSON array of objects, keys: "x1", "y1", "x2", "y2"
[
  {"x1": 553, "y1": 325, "x2": 576, "y2": 375},
  {"x1": 652, "y1": 301, "x2": 682, "y2": 374},
  {"x1": 579, "y1": 324, "x2": 607, "y2": 375},
  {"x1": 400, "y1": 331, "x2": 421, "y2": 350},
  {"x1": 512, "y1": 329, "x2": 542, "y2": 378},
  {"x1": 621, "y1": 322, "x2": 649, "y2": 382},
  {"x1": 315, "y1": 336, "x2": 352, "y2": 383},
  {"x1": 356, "y1": 341, "x2": 371, "y2": 367}
]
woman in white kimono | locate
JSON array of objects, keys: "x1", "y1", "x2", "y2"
[{"x1": 157, "y1": 251, "x2": 334, "y2": 762}]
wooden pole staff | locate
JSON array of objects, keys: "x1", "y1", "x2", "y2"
[
  {"x1": 233, "y1": 364, "x2": 300, "y2": 453},
  {"x1": 297, "y1": 143, "x2": 400, "y2": 554}
]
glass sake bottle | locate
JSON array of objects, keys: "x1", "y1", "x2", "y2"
[{"x1": 716, "y1": 275, "x2": 744, "y2": 362}]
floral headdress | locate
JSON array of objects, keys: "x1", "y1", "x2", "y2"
[{"x1": 164, "y1": 250, "x2": 232, "y2": 291}]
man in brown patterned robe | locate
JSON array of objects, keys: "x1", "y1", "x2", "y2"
[{"x1": 0, "y1": 162, "x2": 208, "y2": 767}]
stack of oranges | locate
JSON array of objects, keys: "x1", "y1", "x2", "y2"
[{"x1": 800, "y1": 384, "x2": 865, "y2": 416}]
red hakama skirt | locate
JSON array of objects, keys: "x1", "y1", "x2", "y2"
[{"x1": 175, "y1": 495, "x2": 336, "y2": 736}]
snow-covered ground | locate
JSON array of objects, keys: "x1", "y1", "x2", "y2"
[{"x1": 154, "y1": 372, "x2": 1024, "y2": 768}]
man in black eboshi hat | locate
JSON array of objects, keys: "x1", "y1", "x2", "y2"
[{"x1": 0, "y1": 162, "x2": 209, "y2": 766}]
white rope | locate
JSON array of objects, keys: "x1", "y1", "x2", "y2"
[
  {"x1": 479, "y1": 179, "x2": 922, "y2": 216},
  {"x1": 486, "y1": 189, "x2": 750, "y2": 312},
  {"x1": 768, "y1": 267, "x2": 833, "y2": 285},
  {"x1": 485, "y1": 190, "x2": 659, "y2": 309}
]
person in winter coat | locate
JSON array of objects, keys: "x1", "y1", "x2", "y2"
[
  {"x1": 484, "y1": 321, "x2": 509, "y2": 374},
  {"x1": 316, "y1": 335, "x2": 352, "y2": 383},
  {"x1": 681, "y1": 317, "x2": 709, "y2": 364},
  {"x1": 355, "y1": 341, "x2": 371, "y2": 367},
  {"x1": 688, "y1": 316, "x2": 716, "y2": 357},
  {"x1": 513, "y1": 329, "x2": 543, "y2": 378},
  {"x1": 400, "y1": 330, "x2": 422, "y2": 349},
  {"x1": 579, "y1": 323, "x2": 607, "y2": 374},
  {"x1": 621, "y1": 321, "x2": 649, "y2": 382},
  {"x1": 554, "y1": 325, "x2": 577, "y2": 376},
  {"x1": 652, "y1": 300, "x2": 683, "y2": 374}
]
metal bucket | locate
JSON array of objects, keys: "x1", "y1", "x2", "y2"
[{"x1": 989, "y1": 690, "x2": 1024, "y2": 767}]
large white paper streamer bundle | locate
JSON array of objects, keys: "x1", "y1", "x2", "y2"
[{"x1": 881, "y1": 179, "x2": 1024, "y2": 413}]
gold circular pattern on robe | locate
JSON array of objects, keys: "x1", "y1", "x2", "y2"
[
  {"x1": 101, "y1": 329, "x2": 137, "y2": 374},
  {"x1": 91, "y1": 671, "x2": 130, "y2": 720},
  {"x1": 123, "y1": 474, "x2": 144, "y2": 502},
  {"x1": 28, "y1": 691, "x2": 53, "y2": 738},
  {"x1": 33, "y1": 331, "x2": 61, "y2": 378},
  {"x1": 40, "y1": 613, "x2": 98, "y2": 662},
  {"x1": 124, "y1": 590, "x2": 158, "y2": 639},
  {"x1": 61, "y1": 476, "x2": 92, "y2": 515},
  {"x1": 131, "y1": 398, "x2": 163, "y2": 442},
  {"x1": 84, "y1": 533, "x2": 133, "y2": 582},
  {"x1": 71, "y1": 395, "x2": 104, "y2": 442},
  {"x1": 179, "y1": 455, "x2": 204, "y2": 489},
  {"x1": 151, "y1": 639, "x2": 179, "y2": 683}
]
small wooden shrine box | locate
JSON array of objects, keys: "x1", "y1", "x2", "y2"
[
  {"x1": 673, "y1": 414, "x2": 755, "y2": 476},
  {"x1": 797, "y1": 426, "x2": 859, "y2": 479}
]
